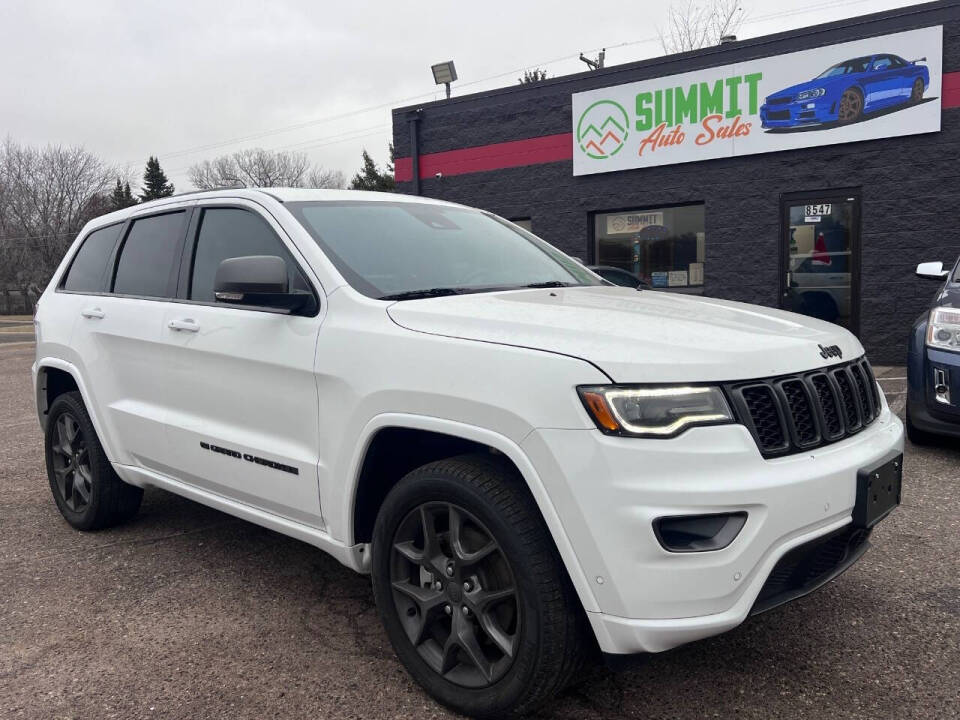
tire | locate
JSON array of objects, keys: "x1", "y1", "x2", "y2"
[
  {"x1": 905, "y1": 402, "x2": 940, "y2": 447},
  {"x1": 910, "y1": 78, "x2": 924, "y2": 104},
  {"x1": 371, "y1": 453, "x2": 588, "y2": 718},
  {"x1": 837, "y1": 87, "x2": 864, "y2": 125},
  {"x1": 44, "y1": 391, "x2": 143, "y2": 530}
]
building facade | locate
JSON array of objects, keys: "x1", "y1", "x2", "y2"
[{"x1": 392, "y1": 1, "x2": 960, "y2": 364}]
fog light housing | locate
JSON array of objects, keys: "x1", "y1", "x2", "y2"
[{"x1": 653, "y1": 512, "x2": 747, "y2": 553}]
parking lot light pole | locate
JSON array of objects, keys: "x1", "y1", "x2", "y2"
[{"x1": 431, "y1": 61, "x2": 457, "y2": 99}]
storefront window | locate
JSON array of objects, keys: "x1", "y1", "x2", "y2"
[{"x1": 594, "y1": 205, "x2": 705, "y2": 289}]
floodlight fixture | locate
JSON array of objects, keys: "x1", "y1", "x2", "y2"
[{"x1": 431, "y1": 61, "x2": 458, "y2": 99}]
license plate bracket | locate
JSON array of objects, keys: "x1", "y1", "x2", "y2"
[{"x1": 854, "y1": 453, "x2": 903, "y2": 528}]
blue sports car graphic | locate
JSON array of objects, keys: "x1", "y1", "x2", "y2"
[{"x1": 760, "y1": 54, "x2": 930, "y2": 129}]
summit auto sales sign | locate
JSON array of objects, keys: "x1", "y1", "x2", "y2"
[{"x1": 572, "y1": 25, "x2": 942, "y2": 176}]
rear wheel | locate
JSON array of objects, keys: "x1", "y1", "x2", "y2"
[
  {"x1": 910, "y1": 78, "x2": 925, "y2": 104},
  {"x1": 371, "y1": 454, "x2": 587, "y2": 718},
  {"x1": 838, "y1": 88, "x2": 864, "y2": 124},
  {"x1": 45, "y1": 392, "x2": 143, "y2": 530}
]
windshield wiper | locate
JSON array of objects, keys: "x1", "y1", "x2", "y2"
[
  {"x1": 378, "y1": 287, "x2": 466, "y2": 301},
  {"x1": 524, "y1": 281, "x2": 574, "y2": 288}
]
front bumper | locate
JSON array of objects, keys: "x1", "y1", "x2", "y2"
[
  {"x1": 908, "y1": 346, "x2": 960, "y2": 438},
  {"x1": 760, "y1": 98, "x2": 835, "y2": 128},
  {"x1": 522, "y1": 396, "x2": 903, "y2": 655}
]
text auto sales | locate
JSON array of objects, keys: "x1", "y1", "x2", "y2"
[{"x1": 634, "y1": 73, "x2": 762, "y2": 155}]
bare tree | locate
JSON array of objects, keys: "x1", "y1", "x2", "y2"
[
  {"x1": 0, "y1": 138, "x2": 115, "y2": 287},
  {"x1": 518, "y1": 68, "x2": 549, "y2": 84},
  {"x1": 307, "y1": 166, "x2": 347, "y2": 189},
  {"x1": 659, "y1": 0, "x2": 744, "y2": 55},
  {"x1": 189, "y1": 148, "x2": 344, "y2": 190}
]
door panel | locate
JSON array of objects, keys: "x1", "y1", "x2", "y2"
[
  {"x1": 71, "y1": 295, "x2": 170, "y2": 468},
  {"x1": 781, "y1": 193, "x2": 860, "y2": 334},
  {"x1": 68, "y1": 208, "x2": 191, "y2": 469},
  {"x1": 156, "y1": 203, "x2": 324, "y2": 526},
  {"x1": 159, "y1": 305, "x2": 322, "y2": 525}
]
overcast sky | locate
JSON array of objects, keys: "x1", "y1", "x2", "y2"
[{"x1": 1, "y1": 0, "x2": 918, "y2": 191}]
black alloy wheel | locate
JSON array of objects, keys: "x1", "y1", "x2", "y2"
[
  {"x1": 389, "y1": 501, "x2": 519, "y2": 688},
  {"x1": 44, "y1": 391, "x2": 143, "y2": 530},
  {"x1": 50, "y1": 411, "x2": 93, "y2": 512},
  {"x1": 838, "y1": 88, "x2": 863, "y2": 124},
  {"x1": 370, "y1": 454, "x2": 588, "y2": 718}
]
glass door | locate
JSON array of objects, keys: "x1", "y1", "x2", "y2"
[{"x1": 780, "y1": 192, "x2": 861, "y2": 333}]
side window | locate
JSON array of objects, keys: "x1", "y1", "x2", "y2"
[
  {"x1": 872, "y1": 56, "x2": 892, "y2": 71},
  {"x1": 61, "y1": 224, "x2": 122, "y2": 293},
  {"x1": 113, "y1": 212, "x2": 186, "y2": 298},
  {"x1": 189, "y1": 207, "x2": 312, "y2": 303}
]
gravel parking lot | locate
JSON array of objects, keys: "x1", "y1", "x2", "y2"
[{"x1": 1, "y1": 338, "x2": 958, "y2": 719}]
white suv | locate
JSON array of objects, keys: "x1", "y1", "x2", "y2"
[{"x1": 33, "y1": 188, "x2": 904, "y2": 718}]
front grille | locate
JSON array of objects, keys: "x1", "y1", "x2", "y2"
[
  {"x1": 726, "y1": 357, "x2": 882, "y2": 458},
  {"x1": 767, "y1": 96, "x2": 792, "y2": 105},
  {"x1": 766, "y1": 109, "x2": 791, "y2": 120}
]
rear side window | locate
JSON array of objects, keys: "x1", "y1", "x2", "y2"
[
  {"x1": 189, "y1": 208, "x2": 312, "y2": 302},
  {"x1": 62, "y1": 224, "x2": 122, "y2": 293},
  {"x1": 113, "y1": 212, "x2": 186, "y2": 298}
]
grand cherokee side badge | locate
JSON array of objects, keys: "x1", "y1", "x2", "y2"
[
  {"x1": 819, "y1": 344, "x2": 842, "y2": 359},
  {"x1": 200, "y1": 441, "x2": 299, "y2": 475}
]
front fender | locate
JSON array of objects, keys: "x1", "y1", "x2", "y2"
[{"x1": 342, "y1": 412, "x2": 601, "y2": 614}]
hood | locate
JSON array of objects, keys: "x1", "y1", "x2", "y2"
[
  {"x1": 766, "y1": 75, "x2": 846, "y2": 101},
  {"x1": 387, "y1": 286, "x2": 863, "y2": 383}
]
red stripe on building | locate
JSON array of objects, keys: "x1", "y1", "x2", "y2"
[
  {"x1": 395, "y1": 132, "x2": 572, "y2": 182},
  {"x1": 396, "y1": 71, "x2": 960, "y2": 183},
  {"x1": 942, "y1": 70, "x2": 960, "y2": 108}
]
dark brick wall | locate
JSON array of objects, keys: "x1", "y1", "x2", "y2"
[{"x1": 392, "y1": 1, "x2": 960, "y2": 364}]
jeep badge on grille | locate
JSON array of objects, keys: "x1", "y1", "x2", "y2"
[{"x1": 819, "y1": 344, "x2": 843, "y2": 359}]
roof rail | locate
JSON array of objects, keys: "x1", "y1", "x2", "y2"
[{"x1": 144, "y1": 186, "x2": 285, "y2": 204}]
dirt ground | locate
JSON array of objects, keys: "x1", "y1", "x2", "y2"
[{"x1": 1, "y1": 340, "x2": 958, "y2": 719}]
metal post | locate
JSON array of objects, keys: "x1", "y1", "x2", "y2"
[{"x1": 409, "y1": 109, "x2": 422, "y2": 196}]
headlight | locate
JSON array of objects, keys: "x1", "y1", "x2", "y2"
[
  {"x1": 926, "y1": 307, "x2": 960, "y2": 352},
  {"x1": 796, "y1": 88, "x2": 826, "y2": 101},
  {"x1": 578, "y1": 385, "x2": 734, "y2": 438}
]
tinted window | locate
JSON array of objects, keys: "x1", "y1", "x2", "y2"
[
  {"x1": 595, "y1": 205, "x2": 704, "y2": 289},
  {"x1": 190, "y1": 208, "x2": 311, "y2": 302},
  {"x1": 113, "y1": 212, "x2": 185, "y2": 298},
  {"x1": 288, "y1": 202, "x2": 600, "y2": 299},
  {"x1": 62, "y1": 224, "x2": 122, "y2": 293}
]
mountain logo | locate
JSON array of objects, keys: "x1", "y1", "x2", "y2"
[{"x1": 577, "y1": 100, "x2": 629, "y2": 159}]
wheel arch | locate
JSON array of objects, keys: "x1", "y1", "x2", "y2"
[
  {"x1": 34, "y1": 358, "x2": 115, "y2": 459},
  {"x1": 344, "y1": 414, "x2": 600, "y2": 613}
]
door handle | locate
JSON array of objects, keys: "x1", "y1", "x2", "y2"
[
  {"x1": 80, "y1": 307, "x2": 105, "y2": 319},
  {"x1": 168, "y1": 318, "x2": 200, "y2": 333}
]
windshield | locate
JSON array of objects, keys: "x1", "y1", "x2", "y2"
[
  {"x1": 816, "y1": 57, "x2": 871, "y2": 78},
  {"x1": 287, "y1": 201, "x2": 602, "y2": 299}
]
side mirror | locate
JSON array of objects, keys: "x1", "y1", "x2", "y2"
[
  {"x1": 916, "y1": 261, "x2": 949, "y2": 281},
  {"x1": 214, "y1": 255, "x2": 307, "y2": 312}
]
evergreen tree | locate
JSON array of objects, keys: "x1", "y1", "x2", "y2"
[
  {"x1": 349, "y1": 148, "x2": 395, "y2": 192},
  {"x1": 139, "y1": 156, "x2": 174, "y2": 201},
  {"x1": 109, "y1": 178, "x2": 137, "y2": 209}
]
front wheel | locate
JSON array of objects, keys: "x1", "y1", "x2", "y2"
[
  {"x1": 371, "y1": 454, "x2": 588, "y2": 718},
  {"x1": 837, "y1": 87, "x2": 864, "y2": 125}
]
